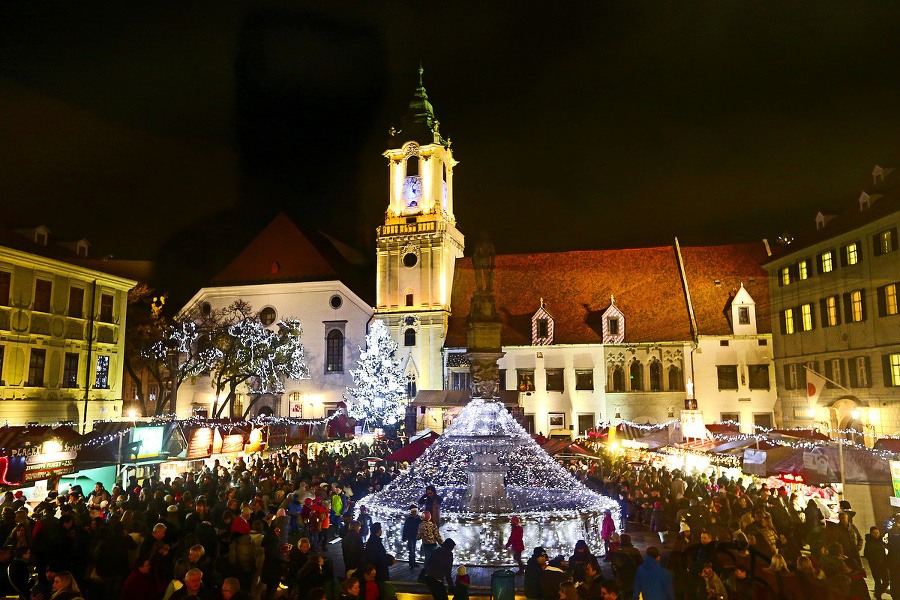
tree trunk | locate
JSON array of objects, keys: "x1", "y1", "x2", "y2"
[{"x1": 242, "y1": 393, "x2": 264, "y2": 419}]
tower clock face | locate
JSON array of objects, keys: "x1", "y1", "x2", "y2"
[{"x1": 403, "y1": 176, "x2": 423, "y2": 208}]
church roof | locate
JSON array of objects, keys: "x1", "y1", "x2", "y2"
[
  {"x1": 445, "y1": 242, "x2": 769, "y2": 348},
  {"x1": 209, "y1": 213, "x2": 369, "y2": 297},
  {"x1": 392, "y1": 66, "x2": 447, "y2": 147}
]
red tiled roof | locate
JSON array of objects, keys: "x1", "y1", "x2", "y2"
[
  {"x1": 680, "y1": 243, "x2": 771, "y2": 335},
  {"x1": 210, "y1": 213, "x2": 343, "y2": 286},
  {"x1": 445, "y1": 243, "x2": 770, "y2": 347}
]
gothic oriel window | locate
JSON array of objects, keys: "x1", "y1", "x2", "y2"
[
  {"x1": 629, "y1": 362, "x2": 643, "y2": 391},
  {"x1": 649, "y1": 362, "x2": 662, "y2": 391}
]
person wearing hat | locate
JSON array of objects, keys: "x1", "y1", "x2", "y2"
[
  {"x1": 600, "y1": 510, "x2": 616, "y2": 555},
  {"x1": 417, "y1": 510, "x2": 442, "y2": 569},
  {"x1": 525, "y1": 547, "x2": 549, "y2": 600},
  {"x1": 506, "y1": 516, "x2": 525, "y2": 573},
  {"x1": 542, "y1": 555, "x2": 570, "y2": 600},
  {"x1": 401, "y1": 505, "x2": 421, "y2": 567},
  {"x1": 453, "y1": 565, "x2": 470, "y2": 600}
]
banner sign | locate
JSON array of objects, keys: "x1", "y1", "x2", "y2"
[{"x1": 890, "y1": 461, "x2": 900, "y2": 498}]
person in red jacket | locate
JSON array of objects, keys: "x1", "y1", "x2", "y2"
[{"x1": 506, "y1": 516, "x2": 525, "y2": 573}]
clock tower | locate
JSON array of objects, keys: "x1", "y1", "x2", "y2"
[{"x1": 376, "y1": 68, "x2": 464, "y2": 395}]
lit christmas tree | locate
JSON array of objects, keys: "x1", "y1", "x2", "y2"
[{"x1": 345, "y1": 319, "x2": 406, "y2": 431}]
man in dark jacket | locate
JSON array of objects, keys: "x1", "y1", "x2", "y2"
[
  {"x1": 541, "y1": 555, "x2": 571, "y2": 600},
  {"x1": 576, "y1": 560, "x2": 604, "y2": 600},
  {"x1": 342, "y1": 521, "x2": 365, "y2": 576},
  {"x1": 525, "y1": 547, "x2": 548, "y2": 600},
  {"x1": 865, "y1": 526, "x2": 889, "y2": 600},
  {"x1": 363, "y1": 523, "x2": 395, "y2": 582},
  {"x1": 401, "y1": 506, "x2": 421, "y2": 567},
  {"x1": 633, "y1": 547, "x2": 675, "y2": 600},
  {"x1": 423, "y1": 539, "x2": 456, "y2": 600},
  {"x1": 609, "y1": 533, "x2": 643, "y2": 599},
  {"x1": 419, "y1": 485, "x2": 443, "y2": 524}
]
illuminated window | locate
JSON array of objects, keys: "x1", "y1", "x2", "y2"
[
  {"x1": 821, "y1": 251, "x2": 833, "y2": 273},
  {"x1": 826, "y1": 296, "x2": 839, "y2": 326},
  {"x1": 34, "y1": 279, "x2": 52, "y2": 313},
  {"x1": 851, "y1": 290, "x2": 864, "y2": 322},
  {"x1": 780, "y1": 267, "x2": 791, "y2": 286},
  {"x1": 260, "y1": 307, "x2": 276, "y2": 326},
  {"x1": 877, "y1": 229, "x2": 896, "y2": 255},
  {"x1": 890, "y1": 354, "x2": 900, "y2": 387},
  {"x1": 148, "y1": 384, "x2": 158, "y2": 402},
  {"x1": 784, "y1": 308, "x2": 795, "y2": 334},
  {"x1": 0, "y1": 272, "x2": 9, "y2": 306},
  {"x1": 233, "y1": 394, "x2": 243, "y2": 417},
  {"x1": 28, "y1": 349, "x2": 46, "y2": 387},
  {"x1": 801, "y1": 304, "x2": 813, "y2": 331},
  {"x1": 404, "y1": 328, "x2": 416, "y2": 347},
  {"x1": 63, "y1": 353, "x2": 79, "y2": 388},
  {"x1": 846, "y1": 242, "x2": 859, "y2": 265},
  {"x1": 95, "y1": 355, "x2": 110, "y2": 389},
  {"x1": 517, "y1": 369, "x2": 535, "y2": 391},
  {"x1": 99, "y1": 293, "x2": 114, "y2": 323},
  {"x1": 451, "y1": 371, "x2": 470, "y2": 391},
  {"x1": 546, "y1": 369, "x2": 564, "y2": 392},
  {"x1": 326, "y1": 329, "x2": 343, "y2": 372},
  {"x1": 886, "y1": 284, "x2": 898, "y2": 316},
  {"x1": 798, "y1": 260, "x2": 809, "y2": 280},
  {"x1": 68, "y1": 287, "x2": 84, "y2": 319},
  {"x1": 0, "y1": 346, "x2": 4, "y2": 383}
]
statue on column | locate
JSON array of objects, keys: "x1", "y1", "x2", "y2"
[{"x1": 473, "y1": 231, "x2": 495, "y2": 294}]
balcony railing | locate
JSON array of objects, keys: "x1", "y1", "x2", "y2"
[{"x1": 378, "y1": 220, "x2": 442, "y2": 237}]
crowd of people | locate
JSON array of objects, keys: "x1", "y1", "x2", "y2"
[{"x1": 0, "y1": 437, "x2": 893, "y2": 600}]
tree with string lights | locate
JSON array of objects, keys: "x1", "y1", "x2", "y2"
[{"x1": 345, "y1": 319, "x2": 406, "y2": 433}]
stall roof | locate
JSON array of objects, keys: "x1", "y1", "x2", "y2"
[
  {"x1": 768, "y1": 445, "x2": 891, "y2": 484},
  {"x1": 0, "y1": 425, "x2": 80, "y2": 451},
  {"x1": 875, "y1": 439, "x2": 900, "y2": 453},
  {"x1": 385, "y1": 439, "x2": 433, "y2": 463}
]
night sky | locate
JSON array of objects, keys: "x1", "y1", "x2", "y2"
[{"x1": 3, "y1": 1, "x2": 900, "y2": 296}]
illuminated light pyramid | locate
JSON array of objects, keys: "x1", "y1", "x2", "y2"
[{"x1": 362, "y1": 399, "x2": 620, "y2": 565}]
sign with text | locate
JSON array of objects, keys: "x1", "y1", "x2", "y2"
[
  {"x1": 890, "y1": 461, "x2": 900, "y2": 498},
  {"x1": 186, "y1": 428, "x2": 213, "y2": 459},
  {"x1": 681, "y1": 410, "x2": 707, "y2": 440},
  {"x1": 131, "y1": 426, "x2": 164, "y2": 459},
  {"x1": 23, "y1": 451, "x2": 76, "y2": 482}
]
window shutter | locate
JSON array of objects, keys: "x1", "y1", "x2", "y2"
[
  {"x1": 874, "y1": 233, "x2": 883, "y2": 256},
  {"x1": 810, "y1": 304, "x2": 816, "y2": 329},
  {"x1": 816, "y1": 254, "x2": 823, "y2": 274},
  {"x1": 861, "y1": 289, "x2": 868, "y2": 321},
  {"x1": 848, "y1": 358, "x2": 858, "y2": 388},
  {"x1": 779, "y1": 311, "x2": 787, "y2": 334},
  {"x1": 819, "y1": 299, "x2": 828, "y2": 327},
  {"x1": 891, "y1": 228, "x2": 899, "y2": 252},
  {"x1": 883, "y1": 355, "x2": 894, "y2": 387},
  {"x1": 834, "y1": 297, "x2": 842, "y2": 325},
  {"x1": 793, "y1": 307, "x2": 801, "y2": 333},
  {"x1": 790, "y1": 264, "x2": 799, "y2": 281},
  {"x1": 878, "y1": 285, "x2": 888, "y2": 317},
  {"x1": 777, "y1": 271, "x2": 784, "y2": 287},
  {"x1": 840, "y1": 247, "x2": 848, "y2": 267},
  {"x1": 839, "y1": 359, "x2": 847, "y2": 388},
  {"x1": 824, "y1": 360, "x2": 833, "y2": 387},
  {"x1": 864, "y1": 357, "x2": 872, "y2": 388},
  {"x1": 799, "y1": 365, "x2": 808, "y2": 389},
  {"x1": 783, "y1": 364, "x2": 793, "y2": 390},
  {"x1": 843, "y1": 293, "x2": 853, "y2": 323}
]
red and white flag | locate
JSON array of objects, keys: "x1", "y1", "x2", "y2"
[{"x1": 807, "y1": 369, "x2": 827, "y2": 404}]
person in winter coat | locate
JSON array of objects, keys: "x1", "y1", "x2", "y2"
[
  {"x1": 363, "y1": 523, "x2": 395, "y2": 583},
  {"x1": 506, "y1": 517, "x2": 525, "y2": 573},
  {"x1": 608, "y1": 534, "x2": 642, "y2": 599},
  {"x1": 260, "y1": 525, "x2": 286, "y2": 600},
  {"x1": 865, "y1": 526, "x2": 889, "y2": 600},
  {"x1": 568, "y1": 540, "x2": 594, "y2": 583},
  {"x1": 525, "y1": 547, "x2": 549, "y2": 600},
  {"x1": 417, "y1": 511, "x2": 442, "y2": 568},
  {"x1": 401, "y1": 506, "x2": 422, "y2": 567},
  {"x1": 423, "y1": 539, "x2": 456, "y2": 600},
  {"x1": 541, "y1": 555, "x2": 571, "y2": 600},
  {"x1": 650, "y1": 501, "x2": 667, "y2": 545},
  {"x1": 633, "y1": 547, "x2": 674, "y2": 600},
  {"x1": 286, "y1": 495, "x2": 304, "y2": 536},
  {"x1": 120, "y1": 557, "x2": 163, "y2": 600},
  {"x1": 358, "y1": 506, "x2": 373, "y2": 541},
  {"x1": 845, "y1": 557, "x2": 872, "y2": 600},
  {"x1": 342, "y1": 521, "x2": 365, "y2": 576},
  {"x1": 576, "y1": 560, "x2": 604, "y2": 600},
  {"x1": 600, "y1": 511, "x2": 616, "y2": 555},
  {"x1": 419, "y1": 485, "x2": 443, "y2": 524}
]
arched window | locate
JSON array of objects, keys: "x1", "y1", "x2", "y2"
[
  {"x1": 611, "y1": 366, "x2": 625, "y2": 392},
  {"x1": 649, "y1": 362, "x2": 662, "y2": 391},
  {"x1": 404, "y1": 328, "x2": 417, "y2": 347},
  {"x1": 406, "y1": 373, "x2": 417, "y2": 400},
  {"x1": 630, "y1": 362, "x2": 643, "y2": 391},
  {"x1": 406, "y1": 156, "x2": 419, "y2": 176},
  {"x1": 668, "y1": 366, "x2": 683, "y2": 391},
  {"x1": 326, "y1": 329, "x2": 343, "y2": 372}
]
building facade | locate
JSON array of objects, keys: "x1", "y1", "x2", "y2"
[
  {"x1": 764, "y1": 165, "x2": 900, "y2": 436},
  {"x1": 439, "y1": 243, "x2": 776, "y2": 435},
  {"x1": 0, "y1": 226, "x2": 135, "y2": 428},
  {"x1": 178, "y1": 214, "x2": 373, "y2": 419}
]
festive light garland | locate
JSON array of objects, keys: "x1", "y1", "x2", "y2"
[{"x1": 362, "y1": 399, "x2": 620, "y2": 565}]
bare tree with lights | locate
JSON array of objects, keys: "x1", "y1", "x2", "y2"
[
  {"x1": 345, "y1": 319, "x2": 406, "y2": 432},
  {"x1": 209, "y1": 301, "x2": 310, "y2": 418},
  {"x1": 124, "y1": 285, "x2": 221, "y2": 416}
]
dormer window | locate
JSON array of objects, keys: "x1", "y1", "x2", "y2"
[
  {"x1": 816, "y1": 212, "x2": 826, "y2": 230},
  {"x1": 874, "y1": 165, "x2": 884, "y2": 185},
  {"x1": 34, "y1": 225, "x2": 51, "y2": 246},
  {"x1": 531, "y1": 300, "x2": 554, "y2": 346},
  {"x1": 601, "y1": 295, "x2": 625, "y2": 344},
  {"x1": 859, "y1": 192, "x2": 870, "y2": 211}
]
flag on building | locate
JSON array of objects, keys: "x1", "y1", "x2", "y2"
[{"x1": 807, "y1": 368, "x2": 827, "y2": 405}]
